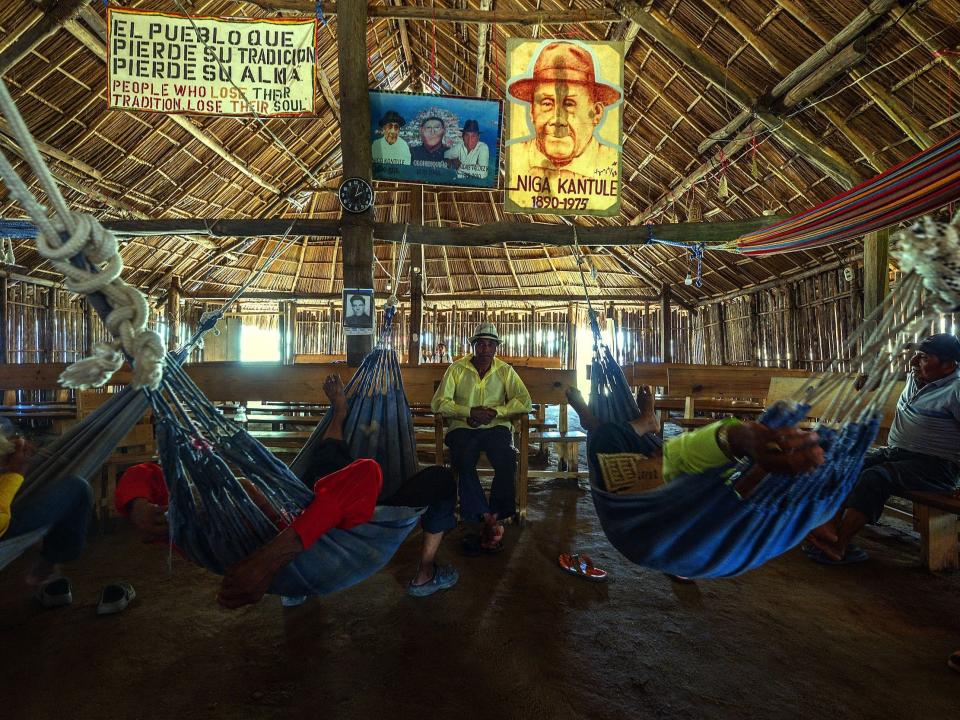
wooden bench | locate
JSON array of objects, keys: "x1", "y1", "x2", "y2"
[
  {"x1": 76, "y1": 390, "x2": 156, "y2": 528},
  {"x1": 906, "y1": 491, "x2": 960, "y2": 571}
]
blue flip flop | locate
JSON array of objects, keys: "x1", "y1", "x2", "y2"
[{"x1": 802, "y1": 544, "x2": 869, "y2": 565}]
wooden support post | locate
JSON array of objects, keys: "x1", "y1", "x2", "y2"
[
  {"x1": 167, "y1": 277, "x2": 181, "y2": 352},
  {"x1": 863, "y1": 229, "x2": 890, "y2": 321},
  {"x1": 46, "y1": 286, "x2": 57, "y2": 363},
  {"x1": 337, "y1": 1, "x2": 374, "y2": 366},
  {"x1": 407, "y1": 185, "x2": 424, "y2": 366},
  {"x1": 450, "y1": 303, "x2": 458, "y2": 359},
  {"x1": 289, "y1": 301, "x2": 298, "y2": 364},
  {"x1": 278, "y1": 301, "x2": 287, "y2": 364},
  {"x1": 326, "y1": 303, "x2": 335, "y2": 355},
  {"x1": 565, "y1": 302, "x2": 577, "y2": 371},
  {"x1": 660, "y1": 284, "x2": 672, "y2": 363},
  {"x1": 0, "y1": 275, "x2": 6, "y2": 365},
  {"x1": 83, "y1": 300, "x2": 95, "y2": 356},
  {"x1": 716, "y1": 303, "x2": 728, "y2": 365},
  {"x1": 783, "y1": 287, "x2": 798, "y2": 369}
]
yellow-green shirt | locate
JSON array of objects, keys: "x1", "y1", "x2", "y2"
[
  {"x1": 431, "y1": 355, "x2": 533, "y2": 432},
  {"x1": 0, "y1": 471, "x2": 25, "y2": 538},
  {"x1": 661, "y1": 418, "x2": 738, "y2": 483}
]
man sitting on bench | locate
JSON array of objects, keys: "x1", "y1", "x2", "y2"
[
  {"x1": 806, "y1": 333, "x2": 960, "y2": 564},
  {"x1": 431, "y1": 322, "x2": 532, "y2": 554}
]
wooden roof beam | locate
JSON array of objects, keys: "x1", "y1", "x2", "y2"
[
  {"x1": 184, "y1": 290, "x2": 664, "y2": 303},
  {"x1": 474, "y1": 0, "x2": 492, "y2": 97},
  {"x1": 252, "y1": 1, "x2": 619, "y2": 25},
  {"x1": 775, "y1": 0, "x2": 935, "y2": 150},
  {"x1": 103, "y1": 216, "x2": 785, "y2": 247}
]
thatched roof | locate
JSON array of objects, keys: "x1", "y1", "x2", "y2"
[{"x1": 2, "y1": 0, "x2": 958, "y2": 307}]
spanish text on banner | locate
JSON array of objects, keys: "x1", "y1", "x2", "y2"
[
  {"x1": 107, "y1": 8, "x2": 316, "y2": 117},
  {"x1": 505, "y1": 39, "x2": 624, "y2": 217}
]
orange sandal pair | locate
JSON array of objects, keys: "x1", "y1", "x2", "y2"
[{"x1": 558, "y1": 553, "x2": 608, "y2": 582}]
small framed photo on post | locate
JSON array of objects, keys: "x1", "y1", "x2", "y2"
[{"x1": 343, "y1": 288, "x2": 374, "y2": 335}]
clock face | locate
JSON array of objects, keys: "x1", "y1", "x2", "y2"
[{"x1": 338, "y1": 177, "x2": 374, "y2": 213}]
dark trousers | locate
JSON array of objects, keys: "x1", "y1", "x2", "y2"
[
  {"x1": 7, "y1": 475, "x2": 92, "y2": 564},
  {"x1": 445, "y1": 426, "x2": 516, "y2": 522},
  {"x1": 845, "y1": 446, "x2": 960, "y2": 522},
  {"x1": 301, "y1": 439, "x2": 457, "y2": 534}
]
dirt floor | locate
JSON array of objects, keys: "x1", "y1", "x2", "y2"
[{"x1": 2, "y1": 479, "x2": 959, "y2": 720}]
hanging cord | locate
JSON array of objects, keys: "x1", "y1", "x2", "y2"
[
  {"x1": 572, "y1": 225, "x2": 601, "y2": 343},
  {"x1": 0, "y1": 76, "x2": 165, "y2": 389},
  {"x1": 379, "y1": 224, "x2": 410, "y2": 346},
  {"x1": 180, "y1": 220, "x2": 301, "y2": 360}
]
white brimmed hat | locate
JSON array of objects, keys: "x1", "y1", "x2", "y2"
[{"x1": 470, "y1": 322, "x2": 500, "y2": 344}]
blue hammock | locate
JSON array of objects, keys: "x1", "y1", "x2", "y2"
[
  {"x1": 15, "y1": 301, "x2": 424, "y2": 596},
  {"x1": 583, "y1": 311, "x2": 878, "y2": 578},
  {"x1": 291, "y1": 342, "x2": 419, "y2": 500}
]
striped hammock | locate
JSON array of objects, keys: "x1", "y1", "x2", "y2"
[{"x1": 734, "y1": 131, "x2": 960, "y2": 255}]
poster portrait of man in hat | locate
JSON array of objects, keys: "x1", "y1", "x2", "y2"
[
  {"x1": 371, "y1": 109, "x2": 411, "y2": 166},
  {"x1": 505, "y1": 39, "x2": 624, "y2": 217}
]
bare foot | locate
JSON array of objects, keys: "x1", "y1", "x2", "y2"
[
  {"x1": 805, "y1": 522, "x2": 842, "y2": 561},
  {"x1": 218, "y1": 528, "x2": 303, "y2": 609},
  {"x1": 25, "y1": 559, "x2": 59, "y2": 588},
  {"x1": 629, "y1": 384, "x2": 660, "y2": 436},
  {"x1": 565, "y1": 386, "x2": 600, "y2": 432},
  {"x1": 323, "y1": 374, "x2": 347, "y2": 414}
]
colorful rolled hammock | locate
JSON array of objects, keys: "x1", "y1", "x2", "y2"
[{"x1": 733, "y1": 130, "x2": 960, "y2": 255}]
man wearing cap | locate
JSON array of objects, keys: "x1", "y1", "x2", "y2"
[
  {"x1": 506, "y1": 42, "x2": 621, "y2": 203},
  {"x1": 431, "y1": 323, "x2": 532, "y2": 553},
  {"x1": 444, "y1": 119, "x2": 490, "y2": 180},
  {"x1": 806, "y1": 333, "x2": 960, "y2": 564},
  {"x1": 371, "y1": 110, "x2": 411, "y2": 166}
]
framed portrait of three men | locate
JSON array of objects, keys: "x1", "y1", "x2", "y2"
[
  {"x1": 367, "y1": 38, "x2": 624, "y2": 217},
  {"x1": 369, "y1": 91, "x2": 502, "y2": 189}
]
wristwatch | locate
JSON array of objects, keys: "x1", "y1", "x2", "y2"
[{"x1": 715, "y1": 421, "x2": 744, "y2": 463}]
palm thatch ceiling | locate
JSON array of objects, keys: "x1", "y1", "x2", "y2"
[{"x1": 1, "y1": 0, "x2": 958, "y2": 308}]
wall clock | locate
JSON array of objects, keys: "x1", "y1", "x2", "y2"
[{"x1": 338, "y1": 177, "x2": 374, "y2": 213}]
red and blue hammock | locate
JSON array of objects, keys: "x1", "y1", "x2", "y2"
[{"x1": 734, "y1": 131, "x2": 960, "y2": 255}]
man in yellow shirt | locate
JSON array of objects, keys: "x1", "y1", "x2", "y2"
[{"x1": 432, "y1": 323, "x2": 532, "y2": 553}]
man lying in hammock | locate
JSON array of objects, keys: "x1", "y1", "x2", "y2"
[
  {"x1": 117, "y1": 375, "x2": 459, "y2": 607},
  {"x1": 565, "y1": 385, "x2": 825, "y2": 497}
]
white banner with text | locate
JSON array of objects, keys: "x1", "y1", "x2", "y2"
[{"x1": 107, "y1": 8, "x2": 316, "y2": 117}]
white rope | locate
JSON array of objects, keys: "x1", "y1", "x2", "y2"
[{"x1": 0, "y1": 77, "x2": 164, "y2": 389}]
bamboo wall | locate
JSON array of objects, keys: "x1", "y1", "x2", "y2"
[{"x1": 4, "y1": 263, "x2": 958, "y2": 380}]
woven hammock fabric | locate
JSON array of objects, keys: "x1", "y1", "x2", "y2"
[
  {"x1": 0, "y1": 219, "x2": 36, "y2": 238},
  {"x1": 734, "y1": 131, "x2": 960, "y2": 255},
  {"x1": 590, "y1": 403, "x2": 879, "y2": 578},
  {"x1": 587, "y1": 311, "x2": 641, "y2": 425},
  {"x1": 291, "y1": 346, "x2": 419, "y2": 500},
  {"x1": 582, "y1": 312, "x2": 881, "y2": 578}
]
